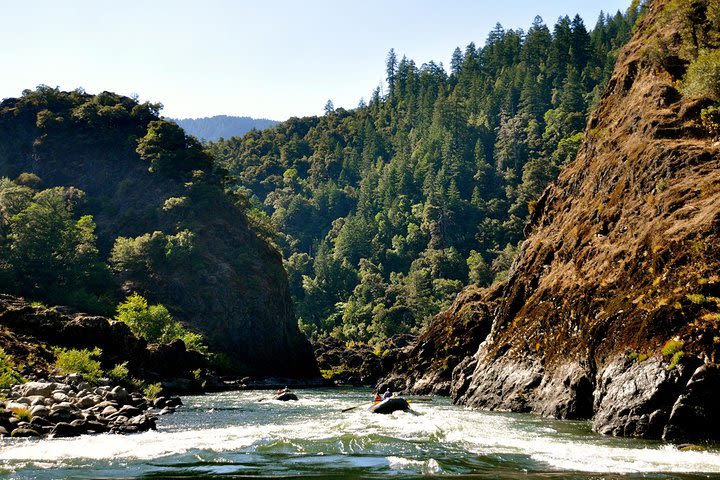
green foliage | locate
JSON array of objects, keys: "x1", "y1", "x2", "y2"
[
  {"x1": 661, "y1": 339, "x2": 684, "y2": 356},
  {"x1": 682, "y1": 49, "x2": 720, "y2": 100},
  {"x1": 107, "y1": 362, "x2": 130, "y2": 383},
  {"x1": 686, "y1": 293, "x2": 708, "y2": 304},
  {"x1": 207, "y1": 351, "x2": 232, "y2": 372},
  {"x1": 668, "y1": 351, "x2": 685, "y2": 370},
  {"x1": 115, "y1": 293, "x2": 207, "y2": 352},
  {"x1": 53, "y1": 347, "x2": 103, "y2": 382},
  {"x1": 110, "y1": 230, "x2": 198, "y2": 278},
  {"x1": 136, "y1": 120, "x2": 213, "y2": 177},
  {"x1": 0, "y1": 348, "x2": 24, "y2": 389},
  {"x1": 143, "y1": 382, "x2": 163, "y2": 400},
  {"x1": 661, "y1": 339, "x2": 685, "y2": 369},
  {"x1": 0, "y1": 179, "x2": 110, "y2": 311},
  {"x1": 628, "y1": 351, "x2": 648, "y2": 363},
  {"x1": 207, "y1": 11, "x2": 636, "y2": 344},
  {"x1": 700, "y1": 104, "x2": 720, "y2": 137}
]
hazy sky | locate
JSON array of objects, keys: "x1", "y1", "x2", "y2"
[{"x1": 2, "y1": 1, "x2": 630, "y2": 121}]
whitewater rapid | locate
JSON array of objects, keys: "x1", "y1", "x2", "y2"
[{"x1": 2, "y1": 388, "x2": 719, "y2": 478}]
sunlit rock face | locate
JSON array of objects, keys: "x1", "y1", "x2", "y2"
[{"x1": 381, "y1": 0, "x2": 720, "y2": 441}]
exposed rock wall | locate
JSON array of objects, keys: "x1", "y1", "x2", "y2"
[{"x1": 381, "y1": 0, "x2": 720, "y2": 442}]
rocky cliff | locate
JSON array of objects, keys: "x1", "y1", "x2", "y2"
[
  {"x1": 0, "y1": 89, "x2": 318, "y2": 378},
  {"x1": 382, "y1": 0, "x2": 720, "y2": 442}
]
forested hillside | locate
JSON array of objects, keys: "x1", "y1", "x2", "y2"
[
  {"x1": 0, "y1": 88, "x2": 317, "y2": 377},
  {"x1": 175, "y1": 115, "x2": 278, "y2": 142},
  {"x1": 383, "y1": 0, "x2": 720, "y2": 442},
  {"x1": 209, "y1": 8, "x2": 641, "y2": 343}
]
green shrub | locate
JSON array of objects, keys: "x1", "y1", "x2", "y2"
[
  {"x1": 668, "y1": 350, "x2": 685, "y2": 370},
  {"x1": 629, "y1": 351, "x2": 648, "y2": 363},
  {"x1": 682, "y1": 49, "x2": 720, "y2": 100},
  {"x1": 661, "y1": 339, "x2": 685, "y2": 370},
  {"x1": 107, "y1": 362, "x2": 130, "y2": 383},
  {"x1": 686, "y1": 293, "x2": 707, "y2": 304},
  {"x1": 53, "y1": 347, "x2": 103, "y2": 382},
  {"x1": 661, "y1": 339, "x2": 684, "y2": 356},
  {"x1": 0, "y1": 348, "x2": 24, "y2": 389},
  {"x1": 143, "y1": 382, "x2": 163, "y2": 400},
  {"x1": 115, "y1": 293, "x2": 207, "y2": 354},
  {"x1": 700, "y1": 105, "x2": 720, "y2": 137}
]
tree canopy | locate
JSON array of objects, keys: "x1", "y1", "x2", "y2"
[{"x1": 208, "y1": 8, "x2": 641, "y2": 344}]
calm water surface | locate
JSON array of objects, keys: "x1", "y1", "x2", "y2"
[{"x1": 2, "y1": 388, "x2": 720, "y2": 479}]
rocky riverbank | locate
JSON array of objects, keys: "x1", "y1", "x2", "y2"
[{"x1": 0, "y1": 374, "x2": 182, "y2": 438}]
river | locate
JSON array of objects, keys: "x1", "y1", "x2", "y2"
[{"x1": 1, "y1": 388, "x2": 720, "y2": 479}]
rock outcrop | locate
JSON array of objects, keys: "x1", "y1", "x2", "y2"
[
  {"x1": 313, "y1": 334, "x2": 414, "y2": 386},
  {"x1": 0, "y1": 89, "x2": 318, "y2": 378},
  {"x1": 378, "y1": 286, "x2": 500, "y2": 396},
  {"x1": 381, "y1": 0, "x2": 720, "y2": 442},
  {"x1": 0, "y1": 294, "x2": 204, "y2": 387}
]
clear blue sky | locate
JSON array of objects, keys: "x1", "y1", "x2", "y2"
[{"x1": 1, "y1": 0, "x2": 630, "y2": 121}]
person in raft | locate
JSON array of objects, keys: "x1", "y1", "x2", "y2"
[
  {"x1": 276, "y1": 386, "x2": 290, "y2": 395},
  {"x1": 382, "y1": 389, "x2": 392, "y2": 400},
  {"x1": 374, "y1": 392, "x2": 382, "y2": 402}
]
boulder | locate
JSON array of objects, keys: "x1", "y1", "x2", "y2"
[
  {"x1": 11, "y1": 428, "x2": 40, "y2": 438},
  {"x1": 29, "y1": 416, "x2": 51, "y2": 428},
  {"x1": 663, "y1": 364, "x2": 720, "y2": 442},
  {"x1": 107, "y1": 386, "x2": 129, "y2": 404},
  {"x1": 85, "y1": 420, "x2": 109, "y2": 433},
  {"x1": 113, "y1": 405, "x2": 142, "y2": 418},
  {"x1": 52, "y1": 392, "x2": 70, "y2": 403},
  {"x1": 70, "y1": 419, "x2": 88, "y2": 434},
  {"x1": 75, "y1": 396, "x2": 96, "y2": 409},
  {"x1": 94, "y1": 400, "x2": 118, "y2": 410},
  {"x1": 29, "y1": 405, "x2": 49, "y2": 418},
  {"x1": 50, "y1": 422, "x2": 79, "y2": 438},
  {"x1": 101, "y1": 406, "x2": 118, "y2": 416},
  {"x1": 19, "y1": 382, "x2": 55, "y2": 397},
  {"x1": 128, "y1": 414, "x2": 156, "y2": 431}
]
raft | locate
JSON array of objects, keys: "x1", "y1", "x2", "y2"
[
  {"x1": 369, "y1": 397, "x2": 410, "y2": 414},
  {"x1": 275, "y1": 392, "x2": 298, "y2": 401}
]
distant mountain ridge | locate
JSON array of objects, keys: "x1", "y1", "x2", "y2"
[{"x1": 174, "y1": 115, "x2": 277, "y2": 141}]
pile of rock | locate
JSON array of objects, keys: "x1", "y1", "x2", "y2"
[{"x1": 0, "y1": 374, "x2": 182, "y2": 438}]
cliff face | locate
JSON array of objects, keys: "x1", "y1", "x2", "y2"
[
  {"x1": 0, "y1": 90, "x2": 318, "y2": 378},
  {"x1": 383, "y1": 0, "x2": 720, "y2": 442}
]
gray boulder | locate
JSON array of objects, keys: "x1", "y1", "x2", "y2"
[{"x1": 20, "y1": 382, "x2": 55, "y2": 397}]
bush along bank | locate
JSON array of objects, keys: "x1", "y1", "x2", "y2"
[{"x1": 0, "y1": 373, "x2": 183, "y2": 438}]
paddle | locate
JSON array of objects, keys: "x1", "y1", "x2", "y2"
[{"x1": 341, "y1": 403, "x2": 368, "y2": 413}]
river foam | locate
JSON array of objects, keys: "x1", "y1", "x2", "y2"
[{"x1": 1, "y1": 388, "x2": 719, "y2": 478}]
